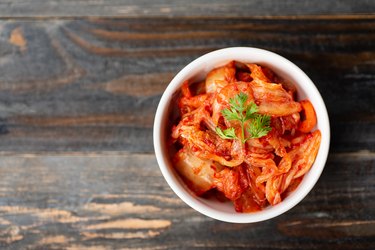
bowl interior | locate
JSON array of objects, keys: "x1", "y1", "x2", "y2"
[{"x1": 154, "y1": 47, "x2": 330, "y2": 223}]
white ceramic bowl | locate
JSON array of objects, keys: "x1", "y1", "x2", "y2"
[{"x1": 153, "y1": 47, "x2": 330, "y2": 223}]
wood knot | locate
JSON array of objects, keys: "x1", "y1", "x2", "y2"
[{"x1": 9, "y1": 27, "x2": 27, "y2": 51}]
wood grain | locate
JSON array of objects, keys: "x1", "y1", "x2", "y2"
[
  {"x1": 0, "y1": 152, "x2": 373, "y2": 249},
  {"x1": 0, "y1": 14, "x2": 374, "y2": 250},
  {"x1": 0, "y1": 17, "x2": 374, "y2": 152},
  {"x1": 0, "y1": 1, "x2": 373, "y2": 17}
]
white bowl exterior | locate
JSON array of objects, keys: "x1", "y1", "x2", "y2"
[{"x1": 154, "y1": 47, "x2": 330, "y2": 223}]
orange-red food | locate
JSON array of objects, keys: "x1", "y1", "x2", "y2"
[
  {"x1": 170, "y1": 61, "x2": 321, "y2": 213},
  {"x1": 298, "y1": 100, "x2": 317, "y2": 133}
]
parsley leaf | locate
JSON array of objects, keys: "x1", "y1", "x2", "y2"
[
  {"x1": 247, "y1": 114, "x2": 272, "y2": 139},
  {"x1": 215, "y1": 92, "x2": 272, "y2": 143},
  {"x1": 244, "y1": 102, "x2": 258, "y2": 121},
  {"x1": 215, "y1": 127, "x2": 237, "y2": 140},
  {"x1": 222, "y1": 108, "x2": 240, "y2": 121}
]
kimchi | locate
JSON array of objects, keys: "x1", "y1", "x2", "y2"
[{"x1": 170, "y1": 61, "x2": 321, "y2": 213}]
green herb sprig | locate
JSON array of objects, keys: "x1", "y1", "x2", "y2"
[{"x1": 215, "y1": 92, "x2": 272, "y2": 143}]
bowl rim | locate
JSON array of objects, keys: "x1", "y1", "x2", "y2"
[{"x1": 153, "y1": 47, "x2": 330, "y2": 223}]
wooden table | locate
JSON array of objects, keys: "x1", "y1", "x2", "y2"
[{"x1": 0, "y1": 1, "x2": 374, "y2": 249}]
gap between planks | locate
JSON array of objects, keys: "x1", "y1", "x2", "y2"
[{"x1": 0, "y1": 14, "x2": 373, "y2": 21}]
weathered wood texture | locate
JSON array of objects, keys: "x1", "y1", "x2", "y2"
[
  {"x1": 0, "y1": 0, "x2": 374, "y2": 17},
  {"x1": 0, "y1": 152, "x2": 373, "y2": 249},
  {"x1": 0, "y1": 17, "x2": 374, "y2": 153},
  {"x1": 0, "y1": 14, "x2": 374, "y2": 250}
]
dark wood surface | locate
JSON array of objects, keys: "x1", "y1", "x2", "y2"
[
  {"x1": 0, "y1": 0, "x2": 374, "y2": 17},
  {"x1": 0, "y1": 2, "x2": 374, "y2": 249}
]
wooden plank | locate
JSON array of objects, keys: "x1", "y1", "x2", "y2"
[
  {"x1": 0, "y1": 152, "x2": 373, "y2": 249},
  {"x1": 0, "y1": 17, "x2": 374, "y2": 153},
  {"x1": 0, "y1": 0, "x2": 373, "y2": 18}
]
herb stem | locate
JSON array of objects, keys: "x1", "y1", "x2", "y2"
[
  {"x1": 215, "y1": 92, "x2": 271, "y2": 143},
  {"x1": 240, "y1": 120, "x2": 245, "y2": 144}
]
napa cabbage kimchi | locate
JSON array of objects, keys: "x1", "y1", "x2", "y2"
[{"x1": 170, "y1": 61, "x2": 321, "y2": 212}]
